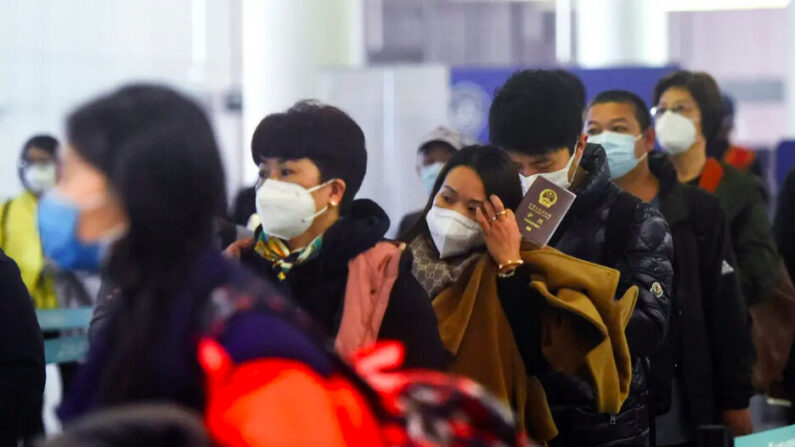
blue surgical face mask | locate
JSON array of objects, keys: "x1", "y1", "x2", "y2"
[
  {"x1": 588, "y1": 131, "x2": 645, "y2": 179},
  {"x1": 420, "y1": 162, "x2": 445, "y2": 195},
  {"x1": 37, "y1": 191, "x2": 110, "y2": 272}
]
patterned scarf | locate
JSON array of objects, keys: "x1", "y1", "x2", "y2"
[
  {"x1": 254, "y1": 231, "x2": 323, "y2": 281},
  {"x1": 409, "y1": 234, "x2": 482, "y2": 299}
]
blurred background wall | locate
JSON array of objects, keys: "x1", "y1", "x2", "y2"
[
  {"x1": 0, "y1": 0, "x2": 244, "y2": 200},
  {"x1": 1, "y1": 0, "x2": 794, "y2": 235}
]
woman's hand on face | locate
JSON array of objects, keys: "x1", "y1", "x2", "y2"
[{"x1": 475, "y1": 195, "x2": 522, "y2": 266}]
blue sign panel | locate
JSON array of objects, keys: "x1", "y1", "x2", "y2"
[{"x1": 450, "y1": 66, "x2": 679, "y2": 143}]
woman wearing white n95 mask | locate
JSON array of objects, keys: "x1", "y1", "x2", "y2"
[
  {"x1": 401, "y1": 145, "x2": 640, "y2": 444},
  {"x1": 653, "y1": 71, "x2": 778, "y2": 438},
  {"x1": 228, "y1": 100, "x2": 446, "y2": 371},
  {"x1": 653, "y1": 71, "x2": 778, "y2": 319}
]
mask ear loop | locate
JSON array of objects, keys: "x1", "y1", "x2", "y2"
[
  {"x1": 565, "y1": 149, "x2": 577, "y2": 170},
  {"x1": 300, "y1": 179, "x2": 339, "y2": 224},
  {"x1": 305, "y1": 178, "x2": 337, "y2": 193},
  {"x1": 633, "y1": 133, "x2": 649, "y2": 163},
  {"x1": 560, "y1": 146, "x2": 579, "y2": 188}
]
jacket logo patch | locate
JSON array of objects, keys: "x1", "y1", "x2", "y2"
[
  {"x1": 650, "y1": 282, "x2": 664, "y2": 299},
  {"x1": 721, "y1": 259, "x2": 735, "y2": 276}
]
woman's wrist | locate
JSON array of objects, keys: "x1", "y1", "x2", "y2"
[
  {"x1": 497, "y1": 258, "x2": 524, "y2": 272},
  {"x1": 496, "y1": 259, "x2": 523, "y2": 278},
  {"x1": 493, "y1": 250, "x2": 522, "y2": 267}
]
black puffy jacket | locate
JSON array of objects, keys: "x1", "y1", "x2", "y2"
[{"x1": 543, "y1": 145, "x2": 674, "y2": 447}]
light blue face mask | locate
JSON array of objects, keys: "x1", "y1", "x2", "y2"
[
  {"x1": 589, "y1": 131, "x2": 645, "y2": 179},
  {"x1": 37, "y1": 191, "x2": 108, "y2": 272},
  {"x1": 420, "y1": 162, "x2": 445, "y2": 195}
]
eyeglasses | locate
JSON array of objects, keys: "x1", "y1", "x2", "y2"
[
  {"x1": 650, "y1": 103, "x2": 697, "y2": 119},
  {"x1": 17, "y1": 159, "x2": 55, "y2": 169}
]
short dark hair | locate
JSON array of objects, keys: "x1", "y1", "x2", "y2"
[
  {"x1": 401, "y1": 144, "x2": 523, "y2": 242},
  {"x1": 555, "y1": 69, "x2": 586, "y2": 108},
  {"x1": 590, "y1": 90, "x2": 652, "y2": 131},
  {"x1": 489, "y1": 69, "x2": 585, "y2": 156},
  {"x1": 653, "y1": 70, "x2": 722, "y2": 141},
  {"x1": 21, "y1": 134, "x2": 59, "y2": 160},
  {"x1": 251, "y1": 100, "x2": 367, "y2": 214}
]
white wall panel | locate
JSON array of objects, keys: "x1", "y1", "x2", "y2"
[{"x1": 318, "y1": 65, "x2": 449, "y2": 237}]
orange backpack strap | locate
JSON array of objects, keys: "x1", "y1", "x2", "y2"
[{"x1": 698, "y1": 158, "x2": 725, "y2": 194}]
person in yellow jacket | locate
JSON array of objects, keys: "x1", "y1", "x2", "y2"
[{"x1": 0, "y1": 135, "x2": 60, "y2": 310}]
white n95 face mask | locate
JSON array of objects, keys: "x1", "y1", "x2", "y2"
[
  {"x1": 519, "y1": 151, "x2": 577, "y2": 195},
  {"x1": 425, "y1": 206, "x2": 483, "y2": 259},
  {"x1": 655, "y1": 111, "x2": 697, "y2": 155},
  {"x1": 23, "y1": 162, "x2": 57, "y2": 194},
  {"x1": 255, "y1": 178, "x2": 334, "y2": 240}
]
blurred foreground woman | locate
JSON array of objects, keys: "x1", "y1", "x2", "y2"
[{"x1": 50, "y1": 85, "x2": 355, "y2": 430}]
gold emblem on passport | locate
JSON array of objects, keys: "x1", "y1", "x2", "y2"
[
  {"x1": 516, "y1": 177, "x2": 576, "y2": 247},
  {"x1": 539, "y1": 189, "x2": 558, "y2": 208}
]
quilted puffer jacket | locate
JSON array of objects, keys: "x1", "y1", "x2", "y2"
[{"x1": 543, "y1": 144, "x2": 674, "y2": 447}]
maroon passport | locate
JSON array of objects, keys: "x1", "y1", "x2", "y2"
[{"x1": 515, "y1": 176, "x2": 576, "y2": 247}]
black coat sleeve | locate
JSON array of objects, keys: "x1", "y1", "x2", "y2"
[
  {"x1": 0, "y1": 250, "x2": 45, "y2": 444},
  {"x1": 701, "y1": 203, "x2": 754, "y2": 410},
  {"x1": 378, "y1": 253, "x2": 448, "y2": 371},
  {"x1": 496, "y1": 264, "x2": 544, "y2": 375},
  {"x1": 620, "y1": 203, "x2": 674, "y2": 358}
]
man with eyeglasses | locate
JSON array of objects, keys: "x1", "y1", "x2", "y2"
[{"x1": 586, "y1": 89, "x2": 753, "y2": 444}]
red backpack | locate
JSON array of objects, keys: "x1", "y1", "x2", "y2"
[{"x1": 199, "y1": 338, "x2": 533, "y2": 447}]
